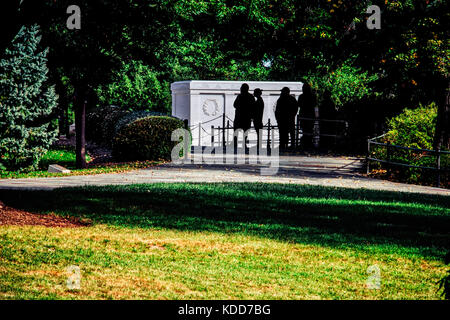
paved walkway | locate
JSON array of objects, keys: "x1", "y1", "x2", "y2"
[{"x1": 0, "y1": 155, "x2": 448, "y2": 195}]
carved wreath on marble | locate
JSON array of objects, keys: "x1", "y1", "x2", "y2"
[{"x1": 202, "y1": 99, "x2": 220, "y2": 117}]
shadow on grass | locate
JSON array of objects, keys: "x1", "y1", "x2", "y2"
[{"x1": 1, "y1": 183, "x2": 449, "y2": 259}]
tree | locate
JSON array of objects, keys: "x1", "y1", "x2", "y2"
[
  {"x1": 0, "y1": 25, "x2": 58, "y2": 171},
  {"x1": 95, "y1": 60, "x2": 171, "y2": 113},
  {"x1": 36, "y1": 0, "x2": 180, "y2": 168}
]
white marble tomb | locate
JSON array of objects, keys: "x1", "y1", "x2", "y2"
[{"x1": 171, "y1": 80, "x2": 303, "y2": 146}]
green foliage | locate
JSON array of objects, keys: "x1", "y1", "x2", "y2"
[
  {"x1": 112, "y1": 110, "x2": 169, "y2": 137},
  {"x1": 305, "y1": 58, "x2": 379, "y2": 109},
  {"x1": 385, "y1": 103, "x2": 437, "y2": 150},
  {"x1": 113, "y1": 116, "x2": 186, "y2": 161},
  {"x1": 95, "y1": 60, "x2": 171, "y2": 113},
  {"x1": 371, "y1": 103, "x2": 449, "y2": 185},
  {"x1": 0, "y1": 24, "x2": 58, "y2": 171},
  {"x1": 86, "y1": 106, "x2": 170, "y2": 146},
  {"x1": 16, "y1": 1, "x2": 449, "y2": 158},
  {"x1": 85, "y1": 105, "x2": 128, "y2": 146}
]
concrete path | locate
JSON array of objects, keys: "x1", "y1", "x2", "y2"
[{"x1": 0, "y1": 155, "x2": 448, "y2": 196}]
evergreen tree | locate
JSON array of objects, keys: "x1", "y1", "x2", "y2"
[{"x1": 0, "y1": 24, "x2": 58, "y2": 171}]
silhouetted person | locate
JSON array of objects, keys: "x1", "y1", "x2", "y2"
[
  {"x1": 319, "y1": 90, "x2": 337, "y2": 149},
  {"x1": 234, "y1": 83, "x2": 254, "y2": 148},
  {"x1": 252, "y1": 88, "x2": 264, "y2": 148},
  {"x1": 298, "y1": 83, "x2": 316, "y2": 149},
  {"x1": 275, "y1": 87, "x2": 298, "y2": 149}
]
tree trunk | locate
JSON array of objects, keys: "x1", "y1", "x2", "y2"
[
  {"x1": 75, "y1": 85, "x2": 87, "y2": 169},
  {"x1": 434, "y1": 78, "x2": 450, "y2": 151},
  {"x1": 65, "y1": 103, "x2": 70, "y2": 138},
  {"x1": 55, "y1": 78, "x2": 68, "y2": 138}
]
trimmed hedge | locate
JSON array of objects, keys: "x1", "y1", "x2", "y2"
[
  {"x1": 86, "y1": 106, "x2": 170, "y2": 147},
  {"x1": 112, "y1": 116, "x2": 187, "y2": 161},
  {"x1": 113, "y1": 110, "x2": 168, "y2": 137}
]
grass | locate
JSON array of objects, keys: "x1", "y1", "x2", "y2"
[
  {"x1": 0, "y1": 147, "x2": 161, "y2": 179},
  {"x1": 39, "y1": 147, "x2": 92, "y2": 170},
  {"x1": 0, "y1": 183, "x2": 449, "y2": 299}
]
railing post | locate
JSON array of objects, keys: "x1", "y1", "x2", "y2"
[
  {"x1": 198, "y1": 122, "x2": 202, "y2": 147},
  {"x1": 222, "y1": 113, "x2": 226, "y2": 148},
  {"x1": 386, "y1": 142, "x2": 391, "y2": 175},
  {"x1": 436, "y1": 149, "x2": 441, "y2": 187},
  {"x1": 227, "y1": 120, "x2": 230, "y2": 145},
  {"x1": 267, "y1": 119, "x2": 271, "y2": 155},
  {"x1": 366, "y1": 136, "x2": 370, "y2": 175},
  {"x1": 211, "y1": 125, "x2": 214, "y2": 148},
  {"x1": 218, "y1": 125, "x2": 221, "y2": 145}
]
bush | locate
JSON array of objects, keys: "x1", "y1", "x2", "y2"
[
  {"x1": 113, "y1": 116, "x2": 187, "y2": 161},
  {"x1": 384, "y1": 103, "x2": 437, "y2": 149},
  {"x1": 112, "y1": 110, "x2": 169, "y2": 137},
  {"x1": 0, "y1": 25, "x2": 58, "y2": 172},
  {"x1": 86, "y1": 106, "x2": 172, "y2": 146},
  {"x1": 95, "y1": 60, "x2": 171, "y2": 113},
  {"x1": 86, "y1": 105, "x2": 128, "y2": 146},
  {"x1": 371, "y1": 103, "x2": 449, "y2": 185}
]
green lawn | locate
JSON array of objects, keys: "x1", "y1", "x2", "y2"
[
  {"x1": 0, "y1": 147, "x2": 160, "y2": 179},
  {"x1": 0, "y1": 183, "x2": 449, "y2": 299},
  {"x1": 39, "y1": 147, "x2": 92, "y2": 170}
]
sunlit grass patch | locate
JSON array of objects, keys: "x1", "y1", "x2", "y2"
[
  {"x1": 0, "y1": 183, "x2": 448, "y2": 299},
  {"x1": 0, "y1": 147, "x2": 161, "y2": 179}
]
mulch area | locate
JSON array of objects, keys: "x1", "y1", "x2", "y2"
[{"x1": 0, "y1": 201, "x2": 91, "y2": 228}]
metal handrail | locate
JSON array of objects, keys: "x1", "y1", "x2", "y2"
[
  {"x1": 190, "y1": 113, "x2": 349, "y2": 149},
  {"x1": 367, "y1": 157, "x2": 448, "y2": 171},
  {"x1": 297, "y1": 117, "x2": 348, "y2": 124},
  {"x1": 369, "y1": 140, "x2": 450, "y2": 155},
  {"x1": 366, "y1": 133, "x2": 449, "y2": 187}
]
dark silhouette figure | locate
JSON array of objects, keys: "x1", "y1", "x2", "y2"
[
  {"x1": 319, "y1": 90, "x2": 337, "y2": 149},
  {"x1": 298, "y1": 83, "x2": 316, "y2": 149},
  {"x1": 252, "y1": 88, "x2": 264, "y2": 147},
  {"x1": 233, "y1": 83, "x2": 254, "y2": 148},
  {"x1": 275, "y1": 87, "x2": 298, "y2": 149}
]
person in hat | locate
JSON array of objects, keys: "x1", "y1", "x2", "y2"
[
  {"x1": 252, "y1": 88, "x2": 264, "y2": 148},
  {"x1": 275, "y1": 87, "x2": 298, "y2": 149},
  {"x1": 233, "y1": 83, "x2": 254, "y2": 148}
]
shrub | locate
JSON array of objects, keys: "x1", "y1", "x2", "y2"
[
  {"x1": 113, "y1": 116, "x2": 187, "y2": 161},
  {"x1": 0, "y1": 25, "x2": 58, "y2": 172},
  {"x1": 86, "y1": 106, "x2": 172, "y2": 147},
  {"x1": 113, "y1": 110, "x2": 169, "y2": 137},
  {"x1": 371, "y1": 103, "x2": 449, "y2": 185},
  {"x1": 384, "y1": 103, "x2": 437, "y2": 149},
  {"x1": 86, "y1": 105, "x2": 128, "y2": 146}
]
